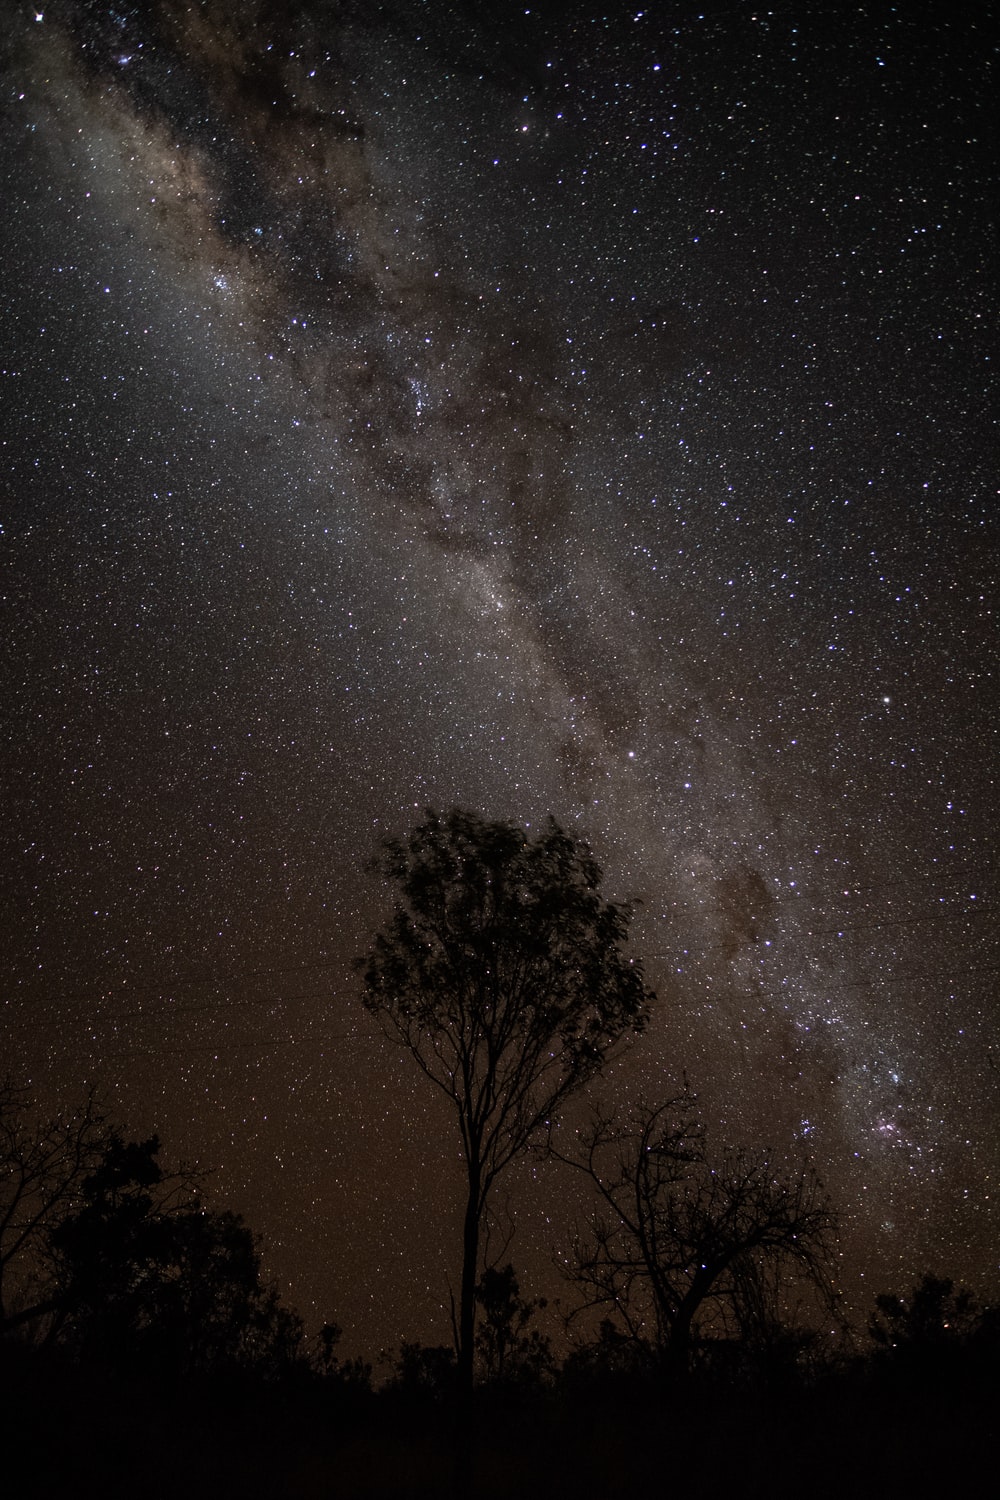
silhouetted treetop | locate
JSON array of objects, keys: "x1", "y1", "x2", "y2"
[
  {"x1": 361, "y1": 808, "x2": 650, "y2": 1110},
  {"x1": 49, "y1": 1133, "x2": 303, "y2": 1378}
]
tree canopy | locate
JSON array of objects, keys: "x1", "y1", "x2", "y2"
[
  {"x1": 47, "y1": 1133, "x2": 303, "y2": 1378},
  {"x1": 1, "y1": 1087, "x2": 303, "y2": 1380}
]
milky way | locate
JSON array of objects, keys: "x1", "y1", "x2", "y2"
[{"x1": 2, "y1": 2, "x2": 996, "y2": 1349}]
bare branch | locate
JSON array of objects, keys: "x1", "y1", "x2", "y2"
[
  {"x1": 560, "y1": 1098, "x2": 839, "y2": 1376},
  {"x1": 0, "y1": 1080, "x2": 112, "y2": 1329}
]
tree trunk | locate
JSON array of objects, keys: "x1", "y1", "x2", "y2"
[
  {"x1": 457, "y1": 1168, "x2": 481, "y2": 1393},
  {"x1": 452, "y1": 1167, "x2": 481, "y2": 1500},
  {"x1": 663, "y1": 1290, "x2": 701, "y2": 1382}
]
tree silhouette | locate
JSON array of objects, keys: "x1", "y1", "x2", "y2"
[
  {"x1": 0, "y1": 1080, "x2": 110, "y2": 1334},
  {"x1": 313, "y1": 1320, "x2": 374, "y2": 1392},
  {"x1": 389, "y1": 1339, "x2": 458, "y2": 1402},
  {"x1": 868, "y1": 1272, "x2": 1000, "y2": 1386},
  {"x1": 475, "y1": 1262, "x2": 552, "y2": 1387},
  {"x1": 359, "y1": 808, "x2": 652, "y2": 1391},
  {"x1": 870, "y1": 1273, "x2": 978, "y2": 1352},
  {"x1": 559, "y1": 1097, "x2": 838, "y2": 1378},
  {"x1": 48, "y1": 1133, "x2": 303, "y2": 1377}
]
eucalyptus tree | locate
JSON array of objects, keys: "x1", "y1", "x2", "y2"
[{"x1": 359, "y1": 808, "x2": 652, "y2": 1390}]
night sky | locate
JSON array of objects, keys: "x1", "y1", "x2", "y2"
[{"x1": 2, "y1": 0, "x2": 996, "y2": 1356}]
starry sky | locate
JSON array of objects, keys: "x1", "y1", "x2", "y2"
[{"x1": 1, "y1": 0, "x2": 996, "y2": 1354}]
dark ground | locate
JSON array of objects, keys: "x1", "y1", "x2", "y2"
[{"x1": 3, "y1": 1344, "x2": 994, "y2": 1500}]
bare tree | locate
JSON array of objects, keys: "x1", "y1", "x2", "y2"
[
  {"x1": 359, "y1": 808, "x2": 652, "y2": 1391},
  {"x1": 558, "y1": 1098, "x2": 838, "y2": 1378},
  {"x1": 0, "y1": 1080, "x2": 110, "y2": 1333}
]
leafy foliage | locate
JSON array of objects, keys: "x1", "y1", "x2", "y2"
[
  {"x1": 869, "y1": 1272, "x2": 1000, "y2": 1386},
  {"x1": 389, "y1": 1340, "x2": 458, "y2": 1402},
  {"x1": 313, "y1": 1320, "x2": 374, "y2": 1392},
  {"x1": 48, "y1": 1133, "x2": 303, "y2": 1377},
  {"x1": 475, "y1": 1263, "x2": 552, "y2": 1387},
  {"x1": 361, "y1": 809, "x2": 651, "y2": 1159},
  {"x1": 871, "y1": 1273, "x2": 979, "y2": 1351}
]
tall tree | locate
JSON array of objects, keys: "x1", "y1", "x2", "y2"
[
  {"x1": 359, "y1": 808, "x2": 652, "y2": 1391},
  {"x1": 559, "y1": 1098, "x2": 838, "y2": 1378}
]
